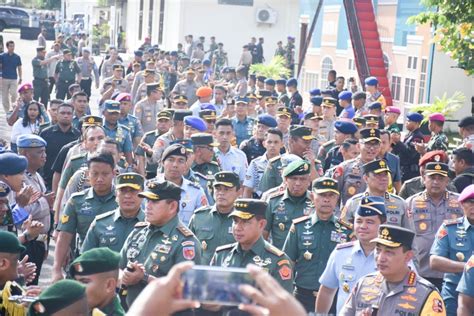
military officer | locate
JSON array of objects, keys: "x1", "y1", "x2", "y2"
[
  {"x1": 457, "y1": 255, "x2": 474, "y2": 315},
  {"x1": 322, "y1": 120, "x2": 358, "y2": 172},
  {"x1": 332, "y1": 128, "x2": 382, "y2": 206},
  {"x1": 82, "y1": 173, "x2": 145, "y2": 253},
  {"x1": 119, "y1": 180, "x2": 201, "y2": 308},
  {"x1": 53, "y1": 153, "x2": 118, "y2": 282},
  {"x1": 55, "y1": 49, "x2": 82, "y2": 100},
  {"x1": 28, "y1": 280, "x2": 88, "y2": 316},
  {"x1": 103, "y1": 64, "x2": 130, "y2": 94},
  {"x1": 189, "y1": 172, "x2": 240, "y2": 264},
  {"x1": 430, "y1": 184, "x2": 474, "y2": 315},
  {"x1": 406, "y1": 162, "x2": 463, "y2": 290},
  {"x1": 340, "y1": 225, "x2": 445, "y2": 316},
  {"x1": 190, "y1": 133, "x2": 220, "y2": 200},
  {"x1": 240, "y1": 114, "x2": 278, "y2": 164},
  {"x1": 341, "y1": 159, "x2": 412, "y2": 228},
  {"x1": 32, "y1": 46, "x2": 58, "y2": 106},
  {"x1": 264, "y1": 160, "x2": 314, "y2": 250},
  {"x1": 392, "y1": 112, "x2": 425, "y2": 182},
  {"x1": 136, "y1": 110, "x2": 173, "y2": 179},
  {"x1": 317, "y1": 196, "x2": 387, "y2": 314},
  {"x1": 70, "y1": 248, "x2": 125, "y2": 315},
  {"x1": 211, "y1": 199, "x2": 294, "y2": 293},
  {"x1": 283, "y1": 177, "x2": 354, "y2": 312},
  {"x1": 156, "y1": 143, "x2": 208, "y2": 226},
  {"x1": 151, "y1": 110, "x2": 191, "y2": 166},
  {"x1": 260, "y1": 125, "x2": 319, "y2": 193},
  {"x1": 416, "y1": 113, "x2": 449, "y2": 154},
  {"x1": 363, "y1": 76, "x2": 386, "y2": 110},
  {"x1": 117, "y1": 92, "x2": 144, "y2": 149},
  {"x1": 102, "y1": 100, "x2": 134, "y2": 165}
]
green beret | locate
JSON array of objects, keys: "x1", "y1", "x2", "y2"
[
  {"x1": 0, "y1": 231, "x2": 25, "y2": 253},
  {"x1": 28, "y1": 280, "x2": 86, "y2": 315},
  {"x1": 283, "y1": 160, "x2": 311, "y2": 177},
  {"x1": 69, "y1": 247, "x2": 120, "y2": 277}
]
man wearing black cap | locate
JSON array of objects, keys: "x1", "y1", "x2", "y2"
[
  {"x1": 32, "y1": 46, "x2": 59, "y2": 106},
  {"x1": 332, "y1": 128, "x2": 382, "y2": 206},
  {"x1": 240, "y1": 114, "x2": 278, "y2": 163},
  {"x1": 190, "y1": 133, "x2": 220, "y2": 177},
  {"x1": 70, "y1": 248, "x2": 125, "y2": 315},
  {"x1": 406, "y1": 162, "x2": 463, "y2": 290},
  {"x1": 119, "y1": 180, "x2": 201, "y2": 308},
  {"x1": 189, "y1": 171, "x2": 240, "y2": 264},
  {"x1": 151, "y1": 109, "x2": 191, "y2": 166},
  {"x1": 340, "y1": 225, "x2": 444, "y2": 315},
  {"x1": 341, "y1": 159, "x2": 411, "y2": 229},
  {"x1": 284, "y1": 177, "x2": 354, "y2": 312},
  {"x1": 211, "y1": 198, "x2": 294, "y2": 293},
  {"x1": 55, "y1": 49, "x2": 81, "y2": 99},
  {"x1": 53, "y1": 153, "x2": 118, "y2": 282},
  {"x1": 260, "y1": 125, "x2": 319, "y2": 193},
  {"x1": 317, "y1": 196, "x2": 388, "y2": 314},
  {"x1": 458, "y1": 116, "x2": 474, "y2": 150},
  {"x1": 82, "y1": 173, "x2": 145, "y2": 253}
]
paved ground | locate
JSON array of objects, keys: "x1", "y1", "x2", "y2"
[{"x1": 0, "y1": 29, "x2": 110, "y2": 286}]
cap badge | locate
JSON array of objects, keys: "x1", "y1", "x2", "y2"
[
  {"x1": 435, "y1": 164, "x2": 442, "y2": 170},
  {"x1": 434, "y1": 155, "x2": 440, "y2": 162},
  {"x1": 74, "y1": 263, "x2": 84, "y2": 273},
  {"x1": 381, "y1": 228, "x2": 390, "y2": 240}
]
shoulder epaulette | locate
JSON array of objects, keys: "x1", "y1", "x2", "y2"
[
  {"x1": 292, "y1": 215, "x2": 310, "y2": 224},
  {"x1": 210, "y1": 161, "x2": 219, "y2": 166},
  {"x1": 336, "y1": 241, "x2": 355, "y2": 250},
  {"x1": 188, "y1": 181, "x2": 201, "y2": 189},
  {"x1": 323, "y1": 139, "x2": 336, "y2": 147},
  {"x1": 216, "y1": 243, "x2": 235, "y2": 252},
  {"x1": 194, "y1": 206, "x2": 212, "y2": 214},
  {"x1": 71, "y1": 153, "x2": 87, "y2": 161},
  {"x1": 95, "y1": 210, "x2": 115, "y2": 220},
  {"x1": 119, "y1": 124, "x2": 130, "y2": 131},
  {"x1": 134, "y1": 221, "x2": 148, "y2": 228},
  {"x1": 337, "y1": 217, "x2": 354, "y2": 230},
  {"x1": 269, "y1": 155, "x2": 281, "y2": 163},
  {"x1": 265, "y1": 243, "x2": 284, "y2": 257},
  {"x1": 71, "y1": 191, "x2": 86, "y2": 198},
  {"x1": 177, "y1": 225, "x2": 193, "y2": 237},
  {"x1": 193, "y1": 172, "x2": 207, "y2": 180},
  {"x1": 144, "y1": 130, "x2": 155, "y2": 136},
  {"x1": 444, "y1": 217, "x2": 462, "y2": 226},
  {"x1": 268, "y1": 189, "x2": 285, "y2": 199}
]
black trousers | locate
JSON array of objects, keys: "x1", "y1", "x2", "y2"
[
  {"x1": 80, "y1": 78, "x2": 92, "y2": 97},
  {"x1": 425, "y1": 277, "x2": 444, "y2": 292},
  {"x1": 33, "y1": 78, "x2": 49, "y2": 108},
  {"x1": 56, "y1": 79, "x2": 73, "y2": 100},
  {"x1": 48, "y1": 77, "x2": 56, "y2": 94},
  {"x1": 22, "y1": 240, "x2": 46, "y2": 285},
  {"x1": 293, "y1": 286, "x2": 338, "y2": 314}
]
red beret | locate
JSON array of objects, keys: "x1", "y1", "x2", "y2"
[{"x1": 419, "y1": 150, "x2": 448, "y2": 167}]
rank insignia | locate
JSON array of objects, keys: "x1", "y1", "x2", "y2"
[
  {"x1": 74, "y1": 263, "x2": 83, "y2": 273},
  {"x1": 106, "y1": 225, "x2": 114, "y2": 231},
  {"x1": 407, "y1": 287, "x2": 417, "y2": 294},
  {"x1": 157, "y1": 244, "x2": 171, "y2": 254},
  {"x1": 398, "y1": 302, "x2": 415, "y2": 310},
  {"x1": 161, "y1": 256, "x2": 166, "y2": 262},
  {"x1": 278, "y1": 223, "x2": 285, "y2": 231},
  {"x1": 152, "y1": 264, "x2": 159, "y2": 273},
  {"x1": 183, "y1": 246, "x2": 195, "y2": 260},
  {"x1": 61, "y1": 214, "x2": 69, "y2": 224},
  {"x1": 162, "y1": 237, "x2": 172, "y2": 245},
  {"x1": 151, "y1": 252, "x2": 158, "y2": 260},
  {"x1": 401, "y1": 295, "x2": 417, "y2": 302},
  {"x1": 419, "y1": 222, "x2": 427, "y2": 231},
  {"x1": 172, "y1": 235, "x2": 178, "y2": 241},
  {"x1": 202, "y1": 240, "x2": 207, "y2": 251},
  {"x1": 342, "y1": 282, "x2": 350, "y2": 293},
  {"x1": 456, "y1": 252, "x2": 465, "y2": 261},
  {"x1": 303, "y1": 250, "x2": 313, "y2": 260}
]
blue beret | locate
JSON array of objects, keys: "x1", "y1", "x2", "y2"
[
  {"x1": 365, "y1": 76, "x2": 378, "y2": 86},
  {"x1": 170, "y1": 51, "x2": 178, "y2": 57},
  {"x1": 249, "y1": 74, "x2": 257, "y2": 80},
  {"x1": 338, "y1": 91, "x2": 352, "y2": 101},
  {"x1": 134, "y1": 50, "x2": 143, "y2": 57},
  {"x1": 17, "y1": 135, "x2": 47, "y2": 148},
  {"x1": 310, "y1": 88, "x2": 321, "y2": 96},
  {"x1": 368, "y1": 102, "x2": 382, "y2": 110},
  {"x1": 286, "y1": 78, "x2": 298, "y2": 87},
  {"x1": 257, "y1": 114, "x2": 277, "y2": 128},
  {"x1": 276, "y1": 79, "x2": 286, "y2": 85},
  {"x1": 334, "y1": 121, "x2": 357, "y2": 134},
  {"x1": 147, "y1": 48, "x2": 155, "y2": 54},
  {"x1": 235, "y1": 96, "x2": 249, "y2": 104},
  {"x1": 0, "y1": 152, "x2": 28, "y2": 175},
  {"x1": 184, "y1": 116, "x2": 207, "y2": 132},
  {"x1": 407, "y1": 112, "x2": 424, "y2": 123},
  {"x1": 310, "y1": 96, "x2": 323, "y2": 106},
  {"x1": 320, "y1": 89, "x2": 333, "y2": 95},
  {"x1": 0, "y1": 181, "x2": 11, "y2": 198},
  {"x1": 201, "y1": 103, "x2": 216, "y2": 111},
  {"x1": 264, "y1": 78, "x2": 275, "y2": 86},
  {"x1": 203, "y1": 59, "x2": 211, "y2": 66},
  {"x1": 356, "y1": 196, "x2": 386, "y2": 217}
]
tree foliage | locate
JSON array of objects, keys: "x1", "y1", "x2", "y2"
[
  {"x1": 408, "y1": 0, "x2": 474, "y2": 76},
  {"x1": 249, "y1": 56, "x2": 291, "y2": 79},
  {"x1": 408, "y1": 91, "x2": 465, "y2": 123}
]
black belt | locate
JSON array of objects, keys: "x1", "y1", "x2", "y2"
[{"x1": 294, "y1": 286, "x2": 318, "y2": 297}]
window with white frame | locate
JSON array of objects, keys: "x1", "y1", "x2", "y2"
[
  {"x1": 303, "y1": 71, "x2": 319, "y2": 93},
  {"x1": 407, "y1": 56, "x2": 418, "y2": 70},
  {"x1": 404, "y1": 78, "x2": 416, "y2": 104},
  {"x1": 418, "y1": 58, "x2": 427, "y2": 104},
  {"x1": 320, "y1": 57, "x2": 333, "y2": 89},
  {"x1": 383, "y1": 53, "x2": 390, "y2": 71},
  {"x1": 348, "y1": 59, "x2": 356, "y2": 71},
  {"x1": 391, "y1": 76, "x2": 401, "y2": 101}
]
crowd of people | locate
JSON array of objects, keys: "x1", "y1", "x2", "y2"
[{"x1": 0, "y1": 28, "x2": 473, "y2": 316}]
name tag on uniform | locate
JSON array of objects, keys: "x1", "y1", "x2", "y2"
[
  {"x1": 331, "y1": 231, "x2": 346, "y2": 243},
  {"x1": 228, "y1": 227, "x2": 233, "y2": 234},
  {"x1": 302, "y1": 235, "x2": 314, "y2": 241}
]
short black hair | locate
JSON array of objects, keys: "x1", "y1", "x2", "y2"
[
  {"x1": 341, "y1": 138, "x2": 358, "y2": 150},
  {"x1": 266, "y1": 128, "x2": 283, "y2": 140},
  {"x1": 100, "y1": 138, "x2": 120, "y2": 152},
  {"x1": 72, "y1": 91, "x2": 88, "y2": 101},
  {"x1": 215, "y1": 118, "x2": 233, "y2": 130},
  {"x1": 328, "y1": 70, "x2": 337, "y2": 77},
  {"x1": 336, "y1": 76, "x2": 345, "y2": 81},
  {"x1": 453, "y1": 147, "x2": 474, "y2": 165},
  {"x1": 87, "y1": 152, "x2": 114, "y2": 169},
  {"x1": 49, "y1": 99, "x2": 64, "y2": 106},
  {"x1": 57, "y1": 103, "x2": 73, "y2": 111},
  {"x1": 379, "y1": 129, "x2": 390, "y2": 139}
]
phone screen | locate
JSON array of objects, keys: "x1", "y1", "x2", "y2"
[{"x1": 182, "y1": 265, "x2": 255, "y2": 306}]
